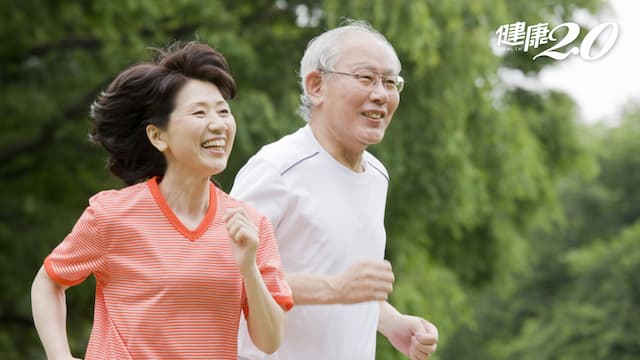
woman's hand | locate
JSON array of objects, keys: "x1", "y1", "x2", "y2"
[{"x1": 224, "y1": 207, "x2": 259, "y2": 275}]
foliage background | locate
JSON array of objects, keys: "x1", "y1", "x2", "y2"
[{"x1": 1, "y1": 1, "x2": 638, "y2": 359}]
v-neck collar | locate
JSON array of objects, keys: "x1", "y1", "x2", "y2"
[{"x1": 147, "y1": 176, "x2": 218, "y2": 241}]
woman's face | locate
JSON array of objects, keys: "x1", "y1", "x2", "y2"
[{"x1": 157, "y1": 79, "x2": 236, "y2": 178}]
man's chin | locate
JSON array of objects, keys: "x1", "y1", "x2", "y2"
[{"x1": 360, "y1": 131, "x2": 386, "y2": 146}]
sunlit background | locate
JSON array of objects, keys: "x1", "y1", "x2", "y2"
[{"x1": 541, "y1": 0, "x2": 639, "y2": 124}]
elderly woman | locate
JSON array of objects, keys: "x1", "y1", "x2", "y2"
[{"x1": 31, "y1": 41, "x2": 292, "y2": 360}]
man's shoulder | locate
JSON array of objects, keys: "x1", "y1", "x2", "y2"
[
  {"x1": 251, "y1": 126, "x2": 320, "y2": 175},
  {"x1": 363, "y1": 151, "x2": 389, "y2": 181}
]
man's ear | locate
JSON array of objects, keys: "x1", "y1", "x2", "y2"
[
  {"x1": 305, "y1": 69, "x2": 324, "y2": 107},
  {"x1": 146, "y1": 124, "x2": 167, "y2": 152}
]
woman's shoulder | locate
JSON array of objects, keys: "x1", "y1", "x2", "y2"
[
  {"x1": 216, "y1": 188, "x2": 267, "y2": 224},
  {"x1": 88, "y1": 181, "x2": 151, "y2": 209}
]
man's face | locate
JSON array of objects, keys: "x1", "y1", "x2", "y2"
[{"x1": 314, "y1": 32, "x2": 401, "y2": 153}]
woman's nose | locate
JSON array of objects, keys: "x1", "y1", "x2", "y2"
[{"x1": 207, "y1": 117, "x2": 227, "y2": 131}]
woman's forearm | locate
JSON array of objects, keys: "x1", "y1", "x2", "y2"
[
  {"x1": 31, "y1": 266, "x2": 75, "y2": 360},
  {"x1": 243, "y1": 266, "x2": 285, "y2": 354}
]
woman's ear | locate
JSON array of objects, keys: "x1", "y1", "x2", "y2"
[
  {"x1": 305, "y1": 69, "x2": 324, "y2": 107},
  {"x1": 146, "y1": 124, "x2": 167, "y2": 152}
]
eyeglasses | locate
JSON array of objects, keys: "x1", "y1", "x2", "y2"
[{"x1": 319, "y1": 69, "x2": 404, "y2": 93}]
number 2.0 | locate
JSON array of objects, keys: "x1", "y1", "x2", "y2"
[{"x1": 534, "y1": 22, "x2": 618, "y2": 61}]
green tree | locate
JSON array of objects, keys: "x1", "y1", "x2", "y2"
[
  {"x1": 443, "y1": 105, "x2": 640, "y2": 360},
  {"x1": 0, "y1": 0, "x2": 607, "y2": 358},
  {"x1": 316, "y1": 1, "x2": 602, "y2": 358},
  {"x1": 1, "y1": 1, "x2": 314, "y2": 357}
]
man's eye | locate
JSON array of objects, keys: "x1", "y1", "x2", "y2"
[
  {"x1": 357, "y1": 74, "x2": 375, "y2": 83},
  {"x1": 218, "y1": 109, "x2": 230, "y2": 115},
  {"x1": 193, "y1": 110, "x2": 206, "y2": 116},
  {"x1": 383, "y1": 78, "x2": 397, "y2": 86}
]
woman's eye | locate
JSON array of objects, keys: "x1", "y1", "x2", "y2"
[
  {"x1": 193, "y1": 110, "x2": 206, "y2": 116},
  {"x1": 218, "y1": 109, "x2": 230, "y2": 115}
]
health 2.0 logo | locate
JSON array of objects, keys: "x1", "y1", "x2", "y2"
[{"x1": 495, "y1": 21, "x2": 618, "y2": 60}]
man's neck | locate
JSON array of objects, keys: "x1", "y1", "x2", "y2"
[{"x1": 308, "y1": 121, "x2": 365, "y2": 173}]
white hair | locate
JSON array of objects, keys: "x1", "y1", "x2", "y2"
[{"x1": 298, "y1": 19, "x2": 401, "y2": 121}]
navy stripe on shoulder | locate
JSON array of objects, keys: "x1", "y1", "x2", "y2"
[
  {"x1": 367, "y1": 160, "x2": 389, "y2": 182},
  {"x1": 280, "y1": 152, "x2": 320, "y2": 176}
]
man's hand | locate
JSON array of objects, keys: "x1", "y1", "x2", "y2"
[
  {"x1": 329, "y1": 260, "x2": 395, "y2": 303},
  {"x1": 381, "y1": 310, "x2": 438, "y2": 360}
]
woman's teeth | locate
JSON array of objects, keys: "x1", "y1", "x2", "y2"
[{"x1": 202, "y1": 139, "x2": 225, "y2": 150}]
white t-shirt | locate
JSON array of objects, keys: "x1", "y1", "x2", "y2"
[{"x1": 232, "y1": 125, "x2": 389, "y2": 360}]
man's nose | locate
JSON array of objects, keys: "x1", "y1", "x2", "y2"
[{"x1": 369, "y1": 79, "x2": 390, "y2": 103}]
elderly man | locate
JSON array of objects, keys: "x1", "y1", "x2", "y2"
[{"x1": 233, "y1": 20, "x2": 439, "y2": 360}]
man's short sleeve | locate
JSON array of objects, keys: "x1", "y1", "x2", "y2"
[
  {"x1": 231, "y1": 157, "x2": 288, "y2": 230},
  {"x1": 44, "y1": 198, "x2": 106, "y2": 287}
]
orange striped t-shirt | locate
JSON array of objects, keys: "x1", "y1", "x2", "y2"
[{"x1": 44, "y1": 177, "x2": 293, "y2": 359}]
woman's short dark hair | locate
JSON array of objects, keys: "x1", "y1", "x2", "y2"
[{"x1": 89, "y1": 41, "x2": 236, "y2": 185}]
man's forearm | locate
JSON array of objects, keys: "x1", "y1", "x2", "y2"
[
  {"x1": 377, "y1": 300, "x2": 401, "y2": 335},
  {"x1": 285, "y1": 272, "x2": 342, "y2": 305},
  {"x1": 286, "y1": 260, "x2": 395, "y2": 305}
]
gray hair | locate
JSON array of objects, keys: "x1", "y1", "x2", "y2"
[{"x1": 298, "y1": 19, "x2": 401, "y2": 121}]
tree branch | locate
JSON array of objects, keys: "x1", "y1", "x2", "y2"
[
  {"x1": 0, "y1": 81, "x2": 106, "y2": 164},
  {"x1": 2, "y1": 22, "x2": 199, "y2": 164},
  {"x1": 27, "y1": 36, "x2": 103, "y2": 58},
  {"x1": 0, "y1": 314, "x2": 34, "y2": 328}
]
